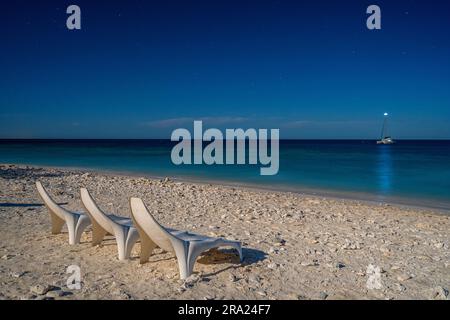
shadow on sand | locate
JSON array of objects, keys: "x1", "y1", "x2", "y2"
[
  {"x1": 0, "y1": 202, "x2": 44, "y2": 208},
  {"x1": 198, "y1": 247, "x2": 266, "y2": 265},
  {"x1": 0, "y1": 202, "x2": 67, "y2": 208},
  {"x1": 198, "y1": 247, "x2": 267, "y2": 277}
]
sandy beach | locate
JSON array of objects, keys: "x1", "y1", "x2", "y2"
[{"x1": 0, "y1": 164, "x2": 449, "y2": 300}]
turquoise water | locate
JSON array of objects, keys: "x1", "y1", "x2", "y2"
[{"x1": 1, "y1": 140, "x2": 450, "y2": 209}]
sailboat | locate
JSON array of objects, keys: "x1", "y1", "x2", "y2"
[{"x1": 376, "y1": 113, "x2": 394, "y2": 145}]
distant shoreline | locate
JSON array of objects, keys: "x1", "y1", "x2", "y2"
[{"x1": 2, "y1": 162, "x2": 449, "y2": 214}]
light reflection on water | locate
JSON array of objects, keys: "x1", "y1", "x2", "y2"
[{"x1": 376, "y1": 145, "x2": 393, "y2": 198}]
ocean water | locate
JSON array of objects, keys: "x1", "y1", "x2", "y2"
[{"x1": 1, "y1": 139, "x2": 450, "y2": 210}]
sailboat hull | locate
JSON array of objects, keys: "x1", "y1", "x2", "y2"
[{"x1": 377, "y1": 138, "x2": 394, "y2": 145}]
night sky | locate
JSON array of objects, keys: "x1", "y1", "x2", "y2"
[{"x1": 1, "y1": 0, "x2": 449, "y2": 139}]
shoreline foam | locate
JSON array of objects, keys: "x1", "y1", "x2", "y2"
[{"x1": 2, "y1": 162, "x2": 449, "y2": 214}]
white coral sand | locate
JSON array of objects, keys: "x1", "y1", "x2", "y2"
[{"x1": 0, "y1": 164, "x2": 449, "y2": 300}]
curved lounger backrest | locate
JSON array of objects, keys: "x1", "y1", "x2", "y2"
[
  {"x1": 36, "y1": 181, "x2": 70, "y2": 220},
  {"x1": 80, "y1": 188, "x2": 114, "y2": 234},
  {"x1": 130, "y1": 197, "x2": 177, "y2": 253}
]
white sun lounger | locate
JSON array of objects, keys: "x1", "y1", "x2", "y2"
[
  {"x1": 80, "y1": 188, "x2": 139, "y2": 260},
  {"x1": 36, "y1": 181, "x2": 91, "y2": 245},
  {"x1": 129, "y1": 197, "x2": 243, "y2": 279}
]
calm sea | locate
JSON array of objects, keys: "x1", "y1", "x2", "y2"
[{"x1": 1, "y1": 139, "x2": 450, "y2": 210}]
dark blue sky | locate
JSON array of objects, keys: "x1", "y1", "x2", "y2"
[{"x1": 1, "y1": 0, "x2": 449, "y2": 139}]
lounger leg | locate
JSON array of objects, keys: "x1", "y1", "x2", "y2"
[
  {"x1": 65, "y1": 215, "x2": 78, "y2": 245},
  {"x1": 91, "y1": 221, "x2": 108, "y2": 246},
  {"x1": 124, "y1": 228, "x2": 140, "y2": 260},
  {"x1": 186, "y1": 243, "x2": 211, "y2": 279},
  {"x1": 229, "y1": 242, "x2": 243, "y2": 262},
  {"x1": 172, "y1": 241, "x2": 190, "y2": 279},
  {"x1": 113, "y1": 225, "x2": 138, "y2": 261},
  {"x1": 74, "y1": 215, "x2": 91, "y2": 244},
  {"x1": 137, "y1": 230, "x2": 157, "y2": 264},
  {"x1": 50, "y1": 211, "x2": 65, "y2": 234},
  {"x1": 113, "y1": 226, "x2": 128, "y2": 261}
]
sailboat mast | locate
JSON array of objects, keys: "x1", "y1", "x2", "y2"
[
  {"x1": 377, "y1": 113, "x2": 394, "y2": 144},
  {"x1": 381, "y1": 113, "x2": 388, "y2": 139}
]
